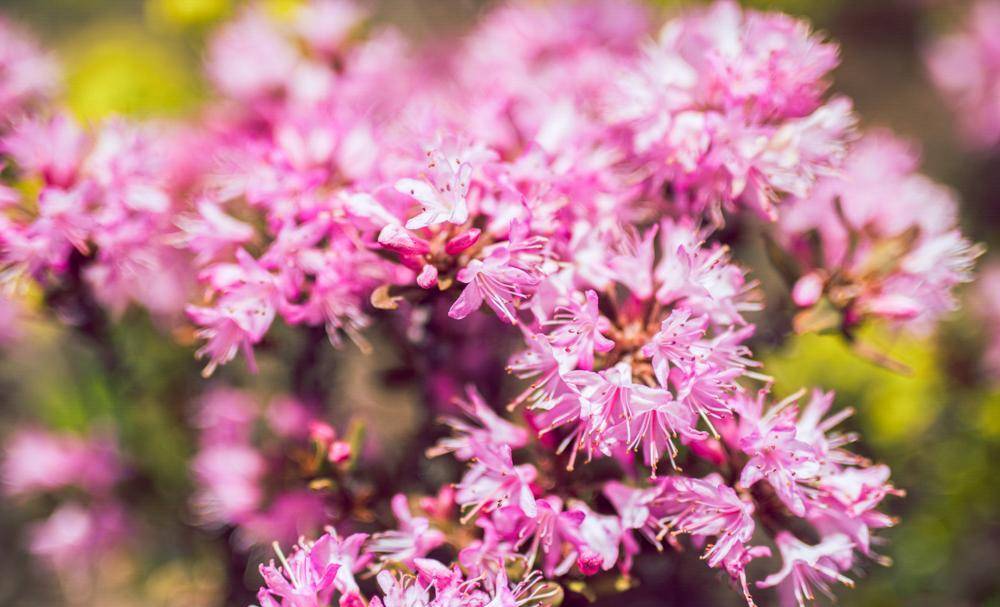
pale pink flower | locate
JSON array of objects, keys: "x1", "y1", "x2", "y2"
[
  {"x1": 926, "y1": 0, "x2": 1000, "y2": 149},
  {"x1": 0, "y1": 16, "x2": 58, "y2": 117}
]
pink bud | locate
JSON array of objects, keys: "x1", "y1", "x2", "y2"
[
  {"x1": 378, "y1": 224, "x2": 430, "y2": 255},
  {"x1": 792, "y1": 272, "x2": 824, "y2": 307},
  {"x1": 864, "y1": 293, "x2": 921, "y2": 321},
  {"x1": 577, "y1": 548, "x2": 602, "y2": 576},
  {"x1": 416, "y1": 264, "x2": 439, "y2": 289},
  {"x1": 445, "y1": 228, "x2": 481, "y2": 255},
  {"x1": 308, "y1": 421, "x2": 336, "y2": 446},
  {"x1": 685, "y1": 436, "x2": 727, "y2": 466},
  {"x1": 328, "y1": 440, "x2": 352, "y2": 464}
]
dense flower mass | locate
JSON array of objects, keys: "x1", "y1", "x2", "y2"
[
  {"x1": 925, "y1": 0, "x2": 1000, "y2": 150},
  {"x1": 0, "y1": 1, "x2": 985, "y2": 607}
]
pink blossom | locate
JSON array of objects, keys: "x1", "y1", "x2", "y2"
[
  {"x1": 369, "y1": 494, "x2": 446, "y2": 565},
  {"x1": 546, "y1": 290, "x2": 614, "y2": 370},
  {"x1": 395, "y1": 152, "x2": 473, "y2": 230},
  {"x1": 455, "y1": 445, "x2": 538, "y2": 521},
  {"x1": 28, "y1": 502, "x2": 128, "y2": 570},
  {"x1": 187, "y1": 249, "x2": 280, "y2": 376},
  {"x1": 449, "y1": 246, "x2": 540, "y2": 324},
  {"x1": 3, "y1": 429, "x2": 123, "y2": 497},
  {"x1": 257, "y1": 539, "x2": 342, "y2": 607},
  {"x1": 655, "y1": 474, "x2": 756, "y2": 569},
  {"x1": 758, "y1": 532, "x2": 855, "y2": 607},
  {"x1": 926, "y1": 1, "x2": 1000, "y2": 149},
  {"x1": 0, "y1": 16, "x2": 58, "y2": 117},
  {"x1": 430, "y1": 386, "x2": 529, "y2": 462}
]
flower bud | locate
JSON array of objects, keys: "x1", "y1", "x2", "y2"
[
  {"x1": 792, "y1": 272, "x2": 824, "y2": 307},
  {"x1": 309, "y1": 421, "x2": 336, "y2": 447},
  {"x1": 445, "y1": 228, "x2": 481, "y2": 255},
  {"x1": 417, "y1": 264, "x2": 439, "y2": 289},
  {"x1": 577, "y1": 548, "x2": 602, "y2": 576},
  {"x1": 328, "y1": 440, "x2": 352, "y2": 464},
  {"x1": 378, "y1": 224, "x2": 430, "y2": 255}
]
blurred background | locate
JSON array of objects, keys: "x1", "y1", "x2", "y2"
[{"x1": 0, "y1": 0, "x2": 997, "y2": 606}]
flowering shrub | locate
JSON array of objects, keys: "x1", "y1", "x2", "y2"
[{"x1": 0, "y1": 2, "x2": 989, "y2": 607}]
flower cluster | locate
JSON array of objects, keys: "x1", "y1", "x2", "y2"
[
  {"x1": 925, "y1": 0, "x2": 1000, "y2": 150},
  {"x1": 0, "y1": 2, "x2": 983, "y2": 606},
  {"x1": 778, "y1": 131, "x2": 981, "y2": 334},
  {"x1": 610, "y1": 0, "x2": 854, "y2": 223},
  {"x1": 256, "y1": 528, "x2": 558, "y2": 607},
  {"x1": 0, "y1": 113, "x2": 198, "y2": 319},
  {"x1": 1, "y1": 428, "x2": 129, "y2": 569}
]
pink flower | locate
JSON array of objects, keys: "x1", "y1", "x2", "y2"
[
  {"x1": 187, "y1": 249, "x2": 280, "y2": 376},
  {"x1": 431, "y1": 386, "x2": 529, "y2": 462},
  {"x1": 28, "y1": 502, "x2": 128, "y2": 571},
  {"x1": 190, "y1": 443, "x2": 266, "y2": 527},
  {"x1": 206, "y1": 6, "x2": 299, "y2": 102},
  {"x1": 395, "y1": 151, "x2": 473, "y2": 230},
  {"x1": 602, "y1": 481, "x2": 665, "y2": 549},
  {"x1": 735, "y1": 391, "x2": 822, "y2": 517},
  {"x1": 2, "y1": 113, "x2": 87, "y2": 189},
  {"x1": 0, "y1": 15, "x2": 58, "y2": 117},
  {"x1": 926, "y1": 1, "x2": 1000, "y2": 149},
  {"x1": 449, "y1": 246, "x2": 540, "y2": 324},
  {"x1": 546, "y1": 290, "x2": 615, "y2": 370},
  {"x1": 655, "y1": 474, "x2": 756, "y2": 569},
  {"x1": 173, "y1": 200, "x2": 255, "y2": 265},
  {"x1": 641, "y1": 309, "x2": 708, "y2": 385},
  {"x1": 307, "y1": 531, "x2": 373, "y2": 600},
  {"x1": 369, "y1": 494, "x2": 446, "y2": 565},
  {"x1": 295, "y1": 0, "x2": 367, "y2": 57},
  {"x1": 491, "y1": 497, "x2": 585, "y2": 576},
  {"x1": 2, "y1": 429, "x2": 123, "y2": 497},
  {"x1": 625, "y1": 384, "x2": 703, "y2": 474},
  {"x1": 257, "y1": 539, "x2": 342, "y2": 607},
  {"x1": 757, "y1": 532, "x2": 855, "y2": 607},
  {"x1": 779, "y1": 131, "x2": 981, "y2": 333},
  {"x1": 455, "y1": 445, "x2": 537, "y2": 521}
]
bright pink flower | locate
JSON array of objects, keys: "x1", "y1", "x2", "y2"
[
  {"x1": 546, "y1": 290, "x2": 614, "y2": 370},
  {"x1": 455, "y1": 445, "x2": 537, "y2": 521},
  {"x1": 257, "y1": 539, "x2": 341, "y2": 607},
  {"x1": 757, "y1": 532, "x2": 855, "y2": 607},
  {"x1": 431, "y1": 386, "x2": 528, "y2": 462},
  {"x1": 369, "y1": 494, "x2": 446, "y2": 564},
  {"x1": 735, "y1": 391, "x2": 822, "y2": 517},
  {"x1": 641, "y1": 309, "x2": 708, "y2": 385},
  {"x1": 449, "y1": 246, "x2": 540, "y2": 324},
  {"x1": 655, "y1": 474, "x2": 756, "y2": 568},
  {"x1": 206, "y1": 6, "x2": 299, "y2": 103},
  {"x1": 187, "y1": 249, "x2": 280, "y2": 376}
]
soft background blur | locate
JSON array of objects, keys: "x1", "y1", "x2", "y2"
[{"x1": 0, "y1": 0, "x2": 997, "y2": 606}]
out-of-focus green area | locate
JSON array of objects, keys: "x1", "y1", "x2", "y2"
[{"x1": 0, "y1": 1, "x2": 997, "y2": 606}]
